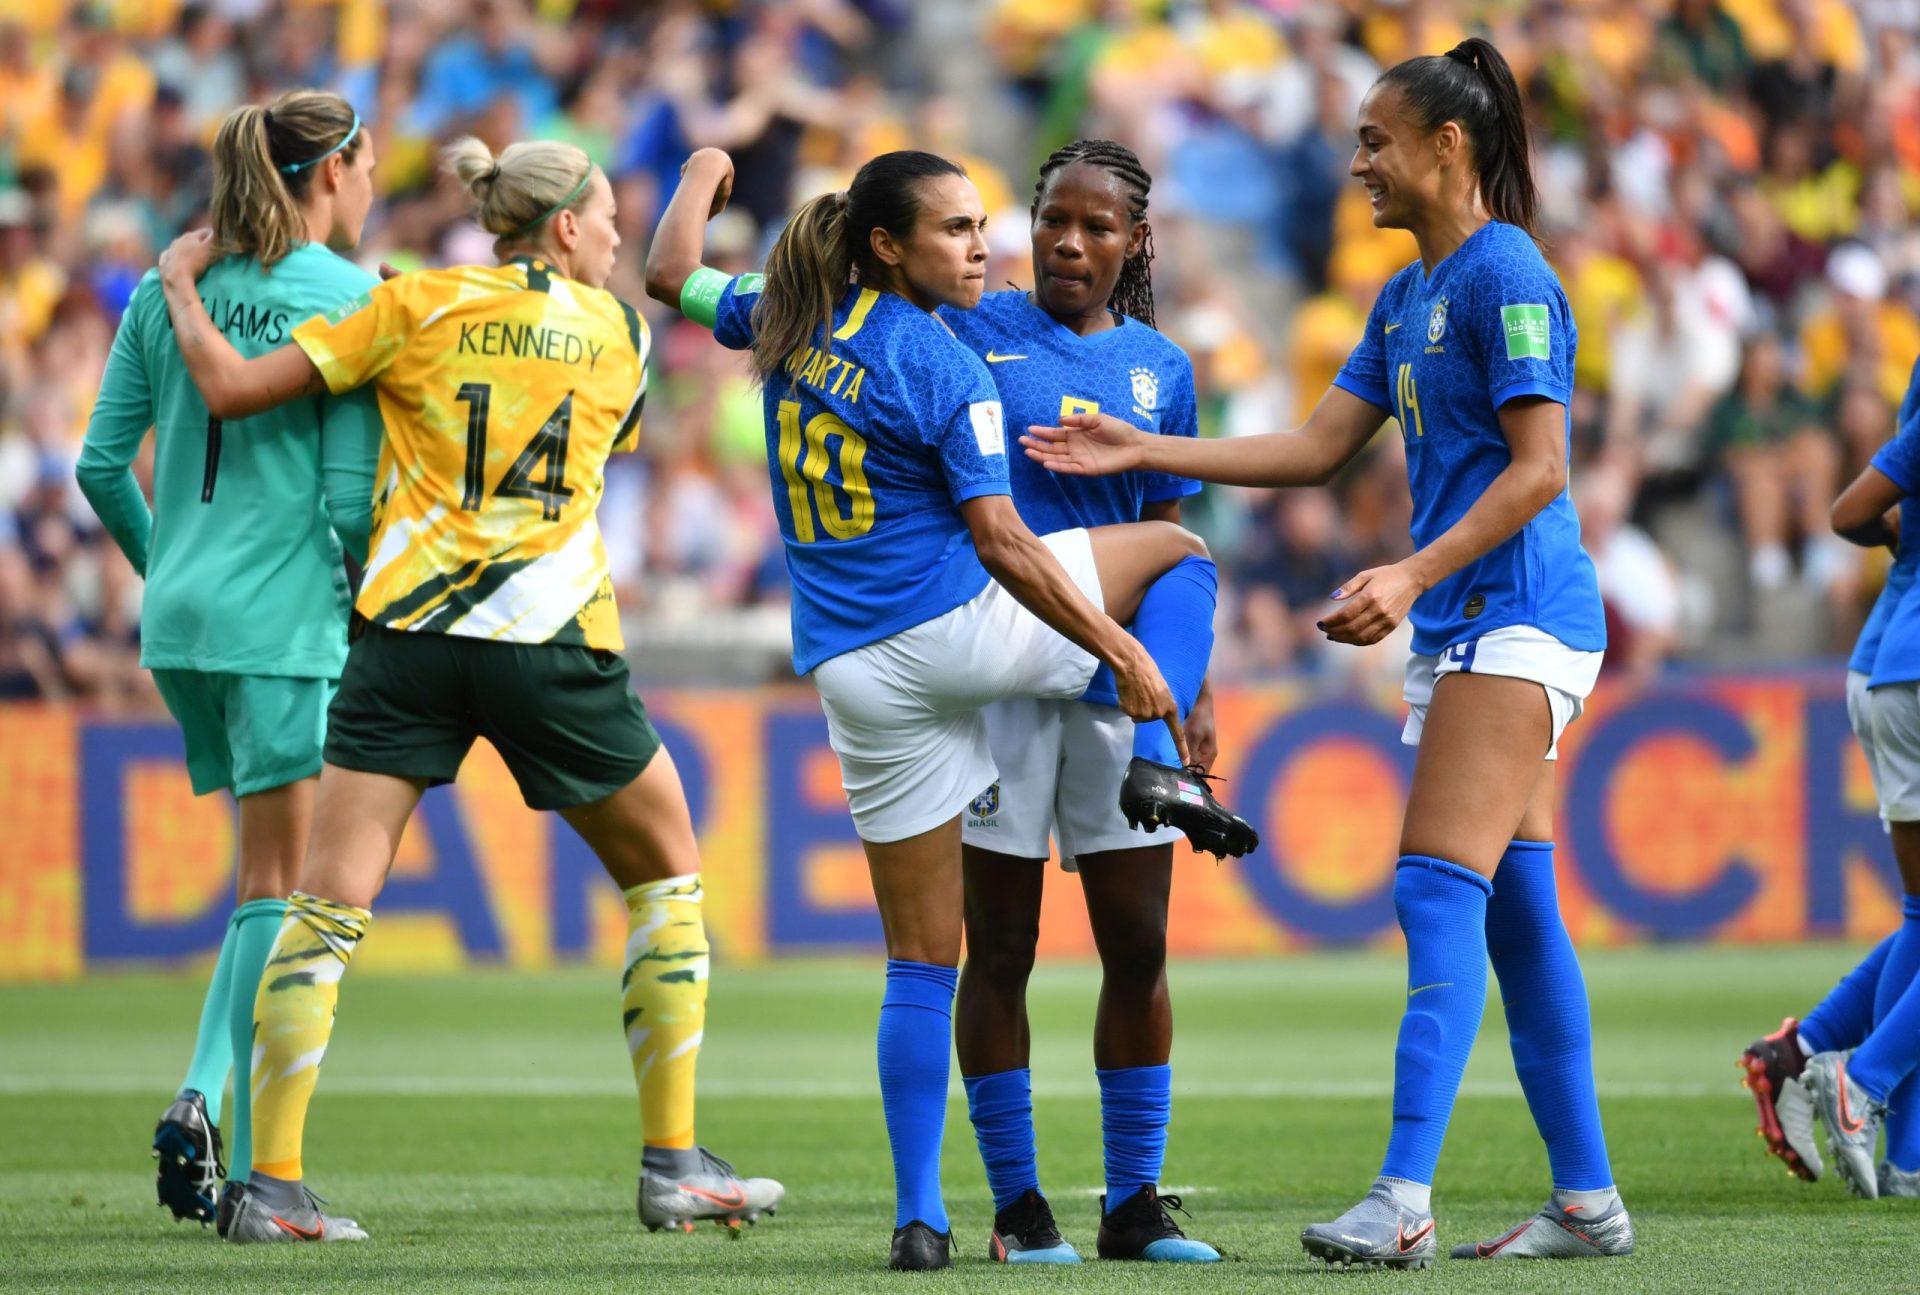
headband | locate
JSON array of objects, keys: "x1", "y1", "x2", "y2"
[
  {"x1": 279, "y1": 112, "x2": 361, "y2": 175},
  {"x1": 506, "y1": 170, "x2": 593, "y2": 238}
]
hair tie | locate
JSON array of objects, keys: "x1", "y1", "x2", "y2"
[
  {"x1": 834, "y1": 190, "x2": 851, "y2": 212},
  {"x1": 262, "y1": 108, "x2": 274, "y2": 128},
  {"x1": 280, "y1": 110, "x2": 361, "y2": 174},
  {"x1": 1446, "y1": 46, "x2": 1479, "y2": 72},
  {"x1": 505, "y1": 168, "x2": 592, "y2": 238},
  {"x1": 486, "y1": 161, "x2": 503, "y2": 181}
]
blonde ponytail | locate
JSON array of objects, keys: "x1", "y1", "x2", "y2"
[
  {"x1": 208, "y1": 89, "x2": 361, "y2": 268},
  {"x1": 443, "y1": 136, "x2": 594, "y2": 254}
]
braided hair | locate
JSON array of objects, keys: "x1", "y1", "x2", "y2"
[{"x1": 1032, "y1": 139, "x2": 1157, "y2": 328}]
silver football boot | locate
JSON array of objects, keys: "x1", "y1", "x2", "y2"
[
  {"x1": 639, "y1": 1145, "x2": 784, "y2": 1232},
  {"x1": 1450, "y1": 1196, "x2": 1635, "y2": 1259},
  {"x1": 224, "y1": 1184, "x2": 368, "y2": 1244},
  {"x1": 1804, "y1": 1051, "x2": 1887, "y2": 1200},
  {"x1": 1300, "y1": 1184, "x2": 1437, "y2": 1270}
]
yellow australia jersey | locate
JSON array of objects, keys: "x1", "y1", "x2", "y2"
[{"x1": 292, "y1": 256, "x2": 647, "y2": 650}]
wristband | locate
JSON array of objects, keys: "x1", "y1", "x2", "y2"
[{"x1": 680, "y1": 266, "x2": 731, "y2": 329}]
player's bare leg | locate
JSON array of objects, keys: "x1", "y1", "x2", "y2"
[
  {"x1": 563, "y1": 751, "x2": 783, "y2": 1231},
  {"x1": 228, "y1": 765, "x2": 421, "y2": 1243},
  {"x1": 865, "y1": 817, "x2": 966, "y2": 1270}
]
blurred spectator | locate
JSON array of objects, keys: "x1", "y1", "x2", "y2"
[
  {"x1": 1706, "y1": 333, "x2": 1840, "y2": 591},
  {"x1": 1578, "y1": 461, "x2": 1683, "y2": 684}
]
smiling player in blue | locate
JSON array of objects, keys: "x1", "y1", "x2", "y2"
[
  {"x1": 645, "y1": 146, "x2": 1253, "y2": 1271},
  {"x1": 1026, "y1": 39, "x2": 1633, "y2": 1266},
  {"x1": 940, "y1": 140, "x2": 1220, "y2": 1266}
]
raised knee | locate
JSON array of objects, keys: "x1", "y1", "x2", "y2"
[{"x1": 1173, "y1": 523, "x2": 1209, "y2": 562}]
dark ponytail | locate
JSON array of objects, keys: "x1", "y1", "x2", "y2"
[
  {"x1": 1033, "y1": 139, "x2": 1157, "y2": 328},
  {"x1": 750, "y1": 149, "x2": 968, "y2": 385},
  {"x1": 1376, "y1": 36, "x2": 1538, "y2": 236}
]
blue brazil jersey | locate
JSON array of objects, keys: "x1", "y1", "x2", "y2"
[
  {"x1": 941, "y1": 290, "x2": 1200, "y2": 533},
  {"x1": 1852, "y1": 355, "x2": 1920, "y2": 679},
  {"x1": 715, "y1": 276, "x2": 1010, "y2": 674},
  {"x1": 1333, "y1": 220, "x2": 1605, "y2": 657}
]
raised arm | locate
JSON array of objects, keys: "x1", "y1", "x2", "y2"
[
  {"x1": 157, "y1": 230, "x2": 327, "y2": 420},
  {"x1": 1021, "y1": 385, "x2": 1387, "y2": 488},
  {"x1": 960, "y1": 494, "x2": 1187, "y2": 764},
  {"x1": 643, "y1": 148, "x2": 736, "y2": 318},
  {"x1": 1319, "y1": 396, "x2": 1567, "y2": 646}
]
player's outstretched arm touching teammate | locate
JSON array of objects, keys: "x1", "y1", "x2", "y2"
[
  {"x1": 156, "y1": 230, "x2": 333, "y2": 417},
  {"x1": 1023, "y1": 364, "x2": 1570, "y2": 649}
]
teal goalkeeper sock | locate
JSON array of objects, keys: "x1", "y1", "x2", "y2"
[
  {"x1": 225, "y1": 898, "x2": 289, "y2": 1176},
  {"x1": 178, "y1": 911, "x2": 245, "y2": 1126}
]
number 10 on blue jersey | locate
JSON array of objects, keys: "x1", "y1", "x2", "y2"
[{"x1": 777, "y1": 398, "x2": 875, "y2": 542}]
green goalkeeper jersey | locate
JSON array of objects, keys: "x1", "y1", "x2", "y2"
[{"x1": 76, "y1": 245, "x2": 383, "y2": 678}]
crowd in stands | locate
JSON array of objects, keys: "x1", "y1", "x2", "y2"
[{"x1": 4, "y1": 0, "x2": 1919, "y2": 703}]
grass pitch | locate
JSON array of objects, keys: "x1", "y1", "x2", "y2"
[{"x1": 2, "y1": 945, "x2": 1915, "y2": 1292}]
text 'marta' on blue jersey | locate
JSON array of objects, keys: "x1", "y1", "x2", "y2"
[
  {"x1": 713, "y1": 275, "x2": 1010, "y2": 675},
  {"x1": 940, "y1": 290, "x2": 1201, "y2": 534},
  {"x1": 1861, "y1": 354, "x2": 1920, "y2": 687},
  {"x1": 1332, "y1": 220, "x2": 1605, "y2": 657}
]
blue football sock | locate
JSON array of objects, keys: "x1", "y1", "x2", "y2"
[
  {"x1": 1848, "y1": 895, "x2": 1920, "y2": 1104},
  {"x1": 178, "y1": 909, "x2": 244, "y2": 1127},
  {"x1": 225, "y1": 897, "x2": 288, "y2": 1177},
  {"x1": 878, "y1": 960, "x2": 958, "y2": 1231},
  {"x1": 1380, "y1": 856, "x2": 1491, "y2": 1187},
  {"x1": 1486, "y1": 840, "x2": 1614, "y2": 1191},
  {"x1": 963, "y1": 1068, "x2": 1039, "y2": 1211},
  {"x1": 1098, "y1": 1063, "x2": 1171, "y2": 1207},
  {"x1": 1799, "y1": 934, "x2": 1893, "y2": 1055},
  {"x1": 1082, "y1": 555, "x2": 1217, "y2": 765},
  {"x1": 1886, "y1": 1073, "x2": 1920, "y2": 1173}
]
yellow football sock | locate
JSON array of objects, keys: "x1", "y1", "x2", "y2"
[
  {"x1": 623, "y1": 874, "x2": 709, "y2": 1151},
  {"x1": 248, "y1": 891, "x2": 370, "y2": 1182}
]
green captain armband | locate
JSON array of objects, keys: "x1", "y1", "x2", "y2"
[{"x1": 680, "y1": 267, "x2": 732, "y2": 329}]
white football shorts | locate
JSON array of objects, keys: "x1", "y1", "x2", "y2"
[
  {"x1": 1863, "y1": 676, "x2": 1920, "y2": 823},
  {"x1": 811, "y1": 528, "x2": 1104, "y2": 843},
  {"x1": 1402, "y1": 624, "x2": 1603, "y2": 760},
  {"x1": 961, "y1": 696, "x2": 1183, "y2": 869}
]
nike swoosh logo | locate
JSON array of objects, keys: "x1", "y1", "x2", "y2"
[
  {"x1": 1836, "y1": 1059, "x2": 1866, "y2": 1134},
  {"x1": 1408, "y1": 982, "x2": 1453, "y2": 997},
  {"x1": 272, "y1": 1215, "x2": 325, "y2": 1241},
  {"x1": 1384, "y1": 323, "x2": 1401, "y2": 334},
  {"x1": 1397, "y1": 1219, "x2": 1434, "y2": 1253},
  {"x1": 680, "y1": 1183, "x2": 748, "y2": 1209},
  {"x1": 984, "y1": 351, "x2": 1028, "y2": 363},
  {"x1": 1474, "y1": 1221, "x2": 1529, "y2": 1257}
]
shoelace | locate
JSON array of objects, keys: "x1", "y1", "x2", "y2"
[
  {"x1": 698, "y1": 1147, "x2": 741, "y2": 1180},
  {"x1": 1154, "y1": 1193, "x2": 1194, "y2": 1235}
]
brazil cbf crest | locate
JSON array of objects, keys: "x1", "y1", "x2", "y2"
[
  {"x1": 1427, "y1": 298, "x2": 1449, "y2": 344},
  {"x1": 969, "y1": 783, "x2": 1000, "y2": 820},
  {"x1": 1130, "y1": 367, "x2": 1159, "y2": 418}
]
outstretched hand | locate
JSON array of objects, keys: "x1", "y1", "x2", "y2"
[
  {"x1": 158, "y1": 228, "x2": 219, "y2": 285},
  {"x1": 1020, "y1": 411, "x2": 1149, "y2": 477},
  {"x1": 1317, "y1": 563, "x2": 1425, "y2": 646}
]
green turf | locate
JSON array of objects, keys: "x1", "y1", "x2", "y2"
[{"x1": 2, "y1": 945, "x2": 1915, "y2": 1291}]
